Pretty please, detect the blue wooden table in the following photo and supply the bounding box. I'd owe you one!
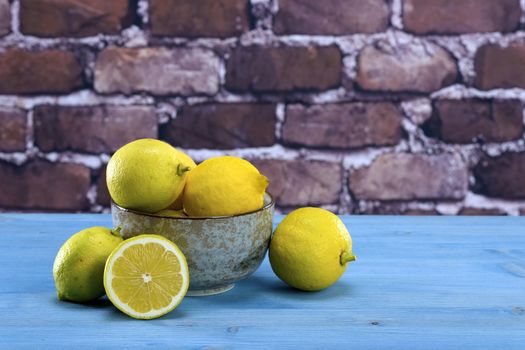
[1,215,524,349]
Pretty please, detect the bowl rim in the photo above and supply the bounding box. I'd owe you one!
[111,192,275,220]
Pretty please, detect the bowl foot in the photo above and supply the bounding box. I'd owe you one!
[187,284,235,297]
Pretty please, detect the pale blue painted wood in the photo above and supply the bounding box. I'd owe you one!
[0,215,524,349]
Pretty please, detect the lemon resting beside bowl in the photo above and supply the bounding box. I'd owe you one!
[269,207,356,292]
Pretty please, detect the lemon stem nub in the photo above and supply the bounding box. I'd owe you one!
[340,251,356,265]
[111,226,122,238]
[177,164,191,176]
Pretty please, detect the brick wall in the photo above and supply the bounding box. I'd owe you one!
[1,0,525,215]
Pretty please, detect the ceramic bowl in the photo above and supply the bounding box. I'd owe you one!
[111,193,275,296]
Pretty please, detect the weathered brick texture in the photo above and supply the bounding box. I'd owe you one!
[0,49,83,94]
[473,153,525,199]
[349,154,468,200]
[356,41,458,93]
[458,208,507,216]
[94,47,220,96]
[275,0,389,35]
[0,107,26,152]
[475,43,525,90]
[252,159,342,207]
[0,1,524,215]
[0,160,91,210]
[424,100,523,143]
[361,205,440,216]
[150,0,249,38]
[161,104,276,149]
[403,0,521,35]
[34,106,157,153]
[282,103,403,149]
[0,0,10,37]
[225,45,342,92]
[20,0,134,37]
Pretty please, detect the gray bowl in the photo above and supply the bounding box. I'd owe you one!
[111,193,275,296]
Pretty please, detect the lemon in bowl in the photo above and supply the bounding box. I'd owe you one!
[109,151,273,296]
[106,139,191,213]
[183,156,268,217]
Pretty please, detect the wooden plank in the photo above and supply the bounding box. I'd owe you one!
[0,215,524,349]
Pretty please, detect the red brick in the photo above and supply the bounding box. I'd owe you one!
[0,0,10,37]
[282,102,403,149]
[20,0,134,37]
[473,153,525,199]
[403,0,520,35]
[150,0,249,38]
[424,100,523,143]
[349,153,468,200]
[252,159,342,206]
[362,205,440,215]
[161,103,276,149]
[94,47,220,96]
[474,43,525,90]
[403,209,440,216]
[34,105,157,153]
[0,160,91,211]
[356,40,457,93]
[96,165,111,207]
[0,49,83,94]
[458,208,507,216]
[275,0,389,35]
[0,107,26,152]
[225,45,342,92]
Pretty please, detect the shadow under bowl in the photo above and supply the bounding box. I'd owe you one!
[111,193,275,296]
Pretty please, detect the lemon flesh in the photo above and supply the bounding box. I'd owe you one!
[169,148,197,210]
[183,156,268,217]
[107,139,191,213]
[53,226,123,302]
[269,207,356,291]
[104,235,189,320]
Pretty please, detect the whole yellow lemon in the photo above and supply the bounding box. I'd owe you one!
[183,156,268,216]
[269,207,356,291]
[107,139,191,213]
[53,226,123,302]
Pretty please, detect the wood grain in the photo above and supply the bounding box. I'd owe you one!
[0,215,524,349]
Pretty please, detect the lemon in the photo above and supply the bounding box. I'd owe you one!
[169,148,197,210]
[107,139,191,213]
[183,156,268,217]
[53,227,123,302]
[155,209,187,218]
[269,208,356,291]
[104,235,190,320]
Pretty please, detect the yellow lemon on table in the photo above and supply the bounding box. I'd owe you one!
[169,148,197,210]
[53,227,123,302]
[104,235,189,320]
[269,207,356,291]
[183,156,268,217]
[107,139,192,213]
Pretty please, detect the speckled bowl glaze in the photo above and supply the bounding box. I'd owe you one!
[111,193,274,296]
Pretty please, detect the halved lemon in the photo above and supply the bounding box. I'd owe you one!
[103,235,190,319]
